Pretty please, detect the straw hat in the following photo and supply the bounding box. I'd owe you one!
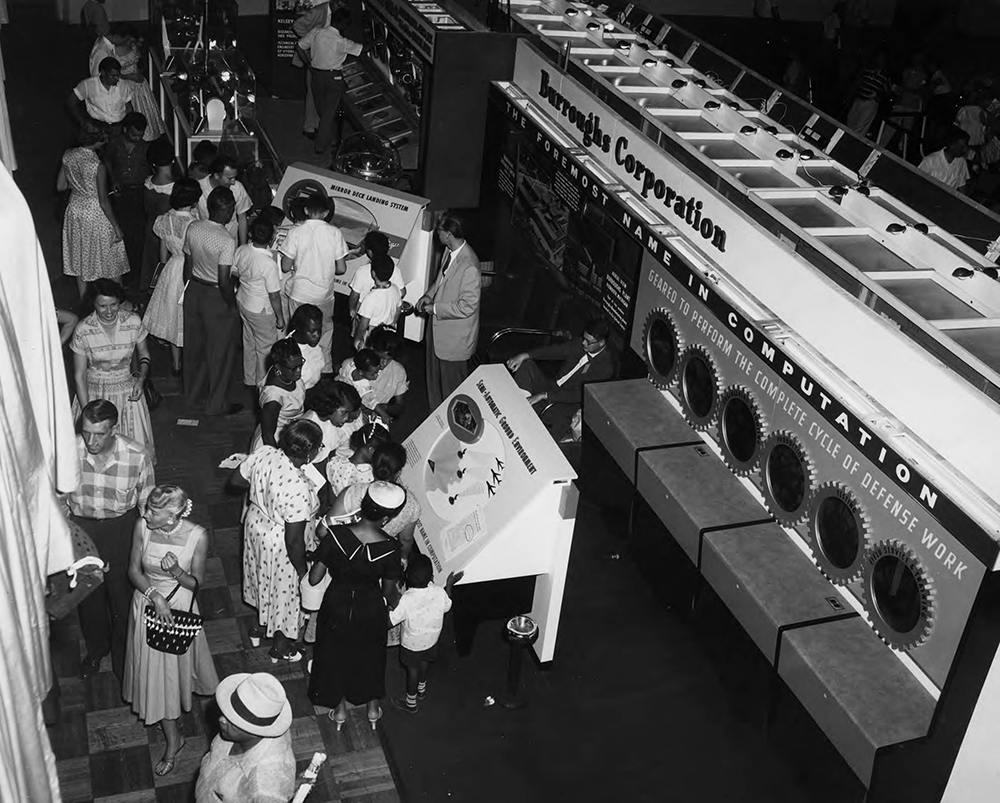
[216,673,292,738]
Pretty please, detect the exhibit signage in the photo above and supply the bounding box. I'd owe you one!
[493,83,999,566]
[401,365,576,577]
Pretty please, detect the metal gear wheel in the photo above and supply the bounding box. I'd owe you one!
[717,384,768,476]
[759,430,816,525]
[676,344,724,430]
[642,308,683,389]
[806,482,872,584]
[861,539,935,651]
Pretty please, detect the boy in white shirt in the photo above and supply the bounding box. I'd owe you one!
[279,195,348,372]
[919,127,971,193]
[348,231,406,321]
[353,254,402,350]
[234,218,285,386]
[389,555,462,714]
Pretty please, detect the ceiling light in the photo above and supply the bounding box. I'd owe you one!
[776,149,793,160]
[740,125,757,135]
[671,79,687,89]
[886,223,906,234]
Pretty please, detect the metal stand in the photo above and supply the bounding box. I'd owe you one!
[501,615,539,710]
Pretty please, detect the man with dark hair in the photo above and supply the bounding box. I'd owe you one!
[184,187,243,415]
[196,154,252,244]
[919,127,971,193]
[416,214,481,408]
[296,6,363,155]
[63,399,155,680]
[68,56,135,130]
[506,316,615,439]
[104,111,149,282]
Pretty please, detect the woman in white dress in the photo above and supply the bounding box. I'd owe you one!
[143,179,202,376]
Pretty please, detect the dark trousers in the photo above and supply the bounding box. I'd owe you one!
[113,186,146,285]
[313,69,346,152]
[514,358,577,440]
[73,509,139,681]
[425,323,469,410]
[183,281,241,415]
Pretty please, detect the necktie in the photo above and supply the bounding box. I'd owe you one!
[440,250,451,277]
[556,354,590,387]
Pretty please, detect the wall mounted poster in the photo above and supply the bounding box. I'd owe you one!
[401,365,576,578]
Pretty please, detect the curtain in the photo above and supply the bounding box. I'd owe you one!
[0,6,14,171]
[0,158,77,801]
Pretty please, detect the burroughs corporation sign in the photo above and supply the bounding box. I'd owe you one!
[537,70,728,254]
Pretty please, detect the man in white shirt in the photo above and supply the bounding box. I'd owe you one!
[68,57,134,129]
[919,127,971,193]
[296,7,363,155]
[197,155,253,245]
[279,195,348,372]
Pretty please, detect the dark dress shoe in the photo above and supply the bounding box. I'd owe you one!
[79,656,102,678]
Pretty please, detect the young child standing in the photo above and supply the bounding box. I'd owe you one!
[348,231,406,322]
[279,195,347,372]
[234,217,284,387]
[353,254,402,350]
[389,555,462,714]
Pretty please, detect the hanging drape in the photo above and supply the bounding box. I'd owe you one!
[0,157,77,801]
[0,2,14,171]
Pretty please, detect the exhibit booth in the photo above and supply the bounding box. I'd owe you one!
[477,13,1000,802]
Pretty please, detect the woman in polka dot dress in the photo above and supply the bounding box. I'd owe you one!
[231,419,323,662]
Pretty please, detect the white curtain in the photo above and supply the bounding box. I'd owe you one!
[0,158,77,802]
[0,2,15,171]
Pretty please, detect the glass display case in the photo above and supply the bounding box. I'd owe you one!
[162,47,256,131]
[150,0,240,56]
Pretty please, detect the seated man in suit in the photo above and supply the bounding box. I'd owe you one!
[506,316,615,439]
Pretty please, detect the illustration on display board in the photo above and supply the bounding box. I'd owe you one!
[401,365,575,578]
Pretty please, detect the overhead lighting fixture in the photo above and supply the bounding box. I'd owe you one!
[642,58,657,68]
[886,223,906,234]
[984,266,999,280]
[565,7,578,15]
[671,79,687,89]
[828,185,847,198]
[705,100,720,110]
[604,22,615,31]
[855,184,871,196]
[913,222,929,234]
[694,78,707,88]
[776,149,793,160]
[662,58,676,67]
[586,21,600,29]
[763,125,778,135]
[952,267,975,279]
[617,40,631,50]
[740,125,757,135]
[799,149,815,160]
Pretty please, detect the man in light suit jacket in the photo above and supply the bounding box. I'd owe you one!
[506,316,615,439]
[416,215,481,409]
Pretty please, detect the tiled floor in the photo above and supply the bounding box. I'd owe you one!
[46,371,400,803]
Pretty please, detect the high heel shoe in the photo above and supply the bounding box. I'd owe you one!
[368,705,382,730]
[329,709,348,731]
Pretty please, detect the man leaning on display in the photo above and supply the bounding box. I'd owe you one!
[63,399,155,681]
[506,316,615,440]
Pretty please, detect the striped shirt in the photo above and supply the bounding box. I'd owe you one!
[66,434,155,519]
[856,69,892,102]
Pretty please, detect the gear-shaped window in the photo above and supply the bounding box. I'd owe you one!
[870,553,923,635]
[647,316,677,382]
[682,352,716,419]
[766,442,806,513]
[721,394,758,464]
[816,494,861,571]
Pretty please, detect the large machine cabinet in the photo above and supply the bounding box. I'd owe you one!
[350,0,517,208]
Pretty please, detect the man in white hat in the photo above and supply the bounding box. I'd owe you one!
[195,673,296,803]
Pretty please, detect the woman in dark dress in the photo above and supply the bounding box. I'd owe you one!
[306,481,404,730]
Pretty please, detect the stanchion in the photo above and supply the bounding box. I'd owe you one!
[501,615,539,710]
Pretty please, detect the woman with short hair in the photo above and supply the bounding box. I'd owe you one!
[123,485,218,777]
[231,418,323,662]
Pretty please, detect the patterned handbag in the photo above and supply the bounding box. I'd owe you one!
[144,581,203,655]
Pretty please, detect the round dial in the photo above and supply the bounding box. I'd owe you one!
[862,539,935,651]
[807,482,871,584]
[677,345,723,430]
[759,431,815,525]
[642,308,683,389]
[717,385,768,476]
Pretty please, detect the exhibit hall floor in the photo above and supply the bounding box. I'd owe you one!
[8,5,861,801]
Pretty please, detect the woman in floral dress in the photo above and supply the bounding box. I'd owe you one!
[72,279,156,459]
[143,179,201,376]
[58,124,129,299]
[231,419,323,662]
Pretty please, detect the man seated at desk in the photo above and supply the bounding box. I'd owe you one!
[506,316,615,440]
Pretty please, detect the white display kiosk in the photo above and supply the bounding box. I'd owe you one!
[400,364,578,663]
[271,162,435,342]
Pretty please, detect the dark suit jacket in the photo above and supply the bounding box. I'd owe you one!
[528,339,615,404]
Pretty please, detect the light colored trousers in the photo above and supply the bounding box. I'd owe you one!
[239,304,282,387]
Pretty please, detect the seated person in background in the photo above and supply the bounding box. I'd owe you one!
[363,326,408,426]
[505,316,615,440]
[919,127,971,193]
[348,231,406,321]
[337,348,382,414]
[353,254,402,350]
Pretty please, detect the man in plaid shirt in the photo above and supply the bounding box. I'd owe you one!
[65,399,154,680]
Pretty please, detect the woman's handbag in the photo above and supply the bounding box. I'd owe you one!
[144,581,203,655]
[143,376,163,410]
